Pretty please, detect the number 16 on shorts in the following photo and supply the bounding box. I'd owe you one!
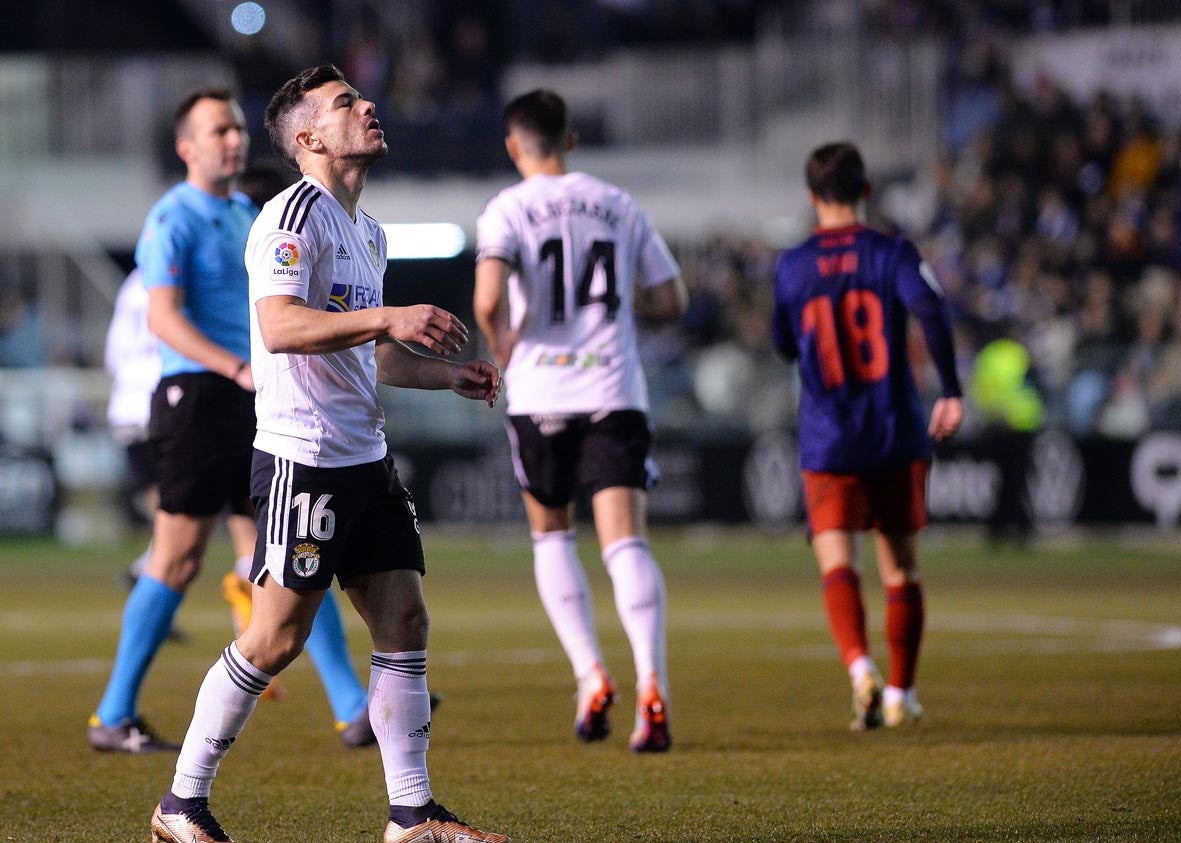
[251,451,426,589]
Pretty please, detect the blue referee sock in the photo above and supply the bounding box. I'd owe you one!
[95,574,184,726]
[304,589,367,724]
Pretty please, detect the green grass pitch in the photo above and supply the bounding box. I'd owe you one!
[3,527,1179,841]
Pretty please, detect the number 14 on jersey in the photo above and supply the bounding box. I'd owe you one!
[540,238,619,324]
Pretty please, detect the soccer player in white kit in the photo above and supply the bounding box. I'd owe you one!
[474,89,688,753]
[150,65,508,843]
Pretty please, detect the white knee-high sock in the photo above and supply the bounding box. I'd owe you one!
[533,530,604,680]
[602,536,667,692]
[370,651,432,807]
[171,641,272,799]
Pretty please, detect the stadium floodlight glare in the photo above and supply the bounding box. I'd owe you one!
[380,223,467,260]
[231,2,266,35]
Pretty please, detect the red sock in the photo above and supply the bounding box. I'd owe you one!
[885,581,924,689]
[822,567,868,667]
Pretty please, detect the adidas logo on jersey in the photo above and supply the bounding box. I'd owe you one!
[336,243,352,261]
[407,722,431,739]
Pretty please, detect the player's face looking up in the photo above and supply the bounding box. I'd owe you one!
[176,97,248,194]
[302,80,387,165]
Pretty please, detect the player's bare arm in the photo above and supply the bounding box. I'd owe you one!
[255,295,468,356]
[147,285,254,390]
[928,396,963,442]
[375,340,501,406]
[473,257,516,369]
[634,275,689,322]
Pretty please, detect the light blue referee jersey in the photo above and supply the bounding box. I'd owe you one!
[135,181,257,377]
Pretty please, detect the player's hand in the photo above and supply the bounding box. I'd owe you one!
[448,360,501,407]
[232,361,255,392]
[387,305,469,355]
[929,396,963,441]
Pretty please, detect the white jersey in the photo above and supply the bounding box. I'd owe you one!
[105,268,161,438]
[246,176,389,468]
[476,171,680,415]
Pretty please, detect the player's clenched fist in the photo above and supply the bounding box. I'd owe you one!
[387,305,470,355]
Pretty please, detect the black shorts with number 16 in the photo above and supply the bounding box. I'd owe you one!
[249,451,425,590]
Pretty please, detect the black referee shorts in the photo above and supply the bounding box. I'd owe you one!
[148,372,255,517]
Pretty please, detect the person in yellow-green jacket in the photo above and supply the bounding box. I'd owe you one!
[971,336,1045,542]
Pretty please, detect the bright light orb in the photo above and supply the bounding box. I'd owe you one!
[231,2,266,35]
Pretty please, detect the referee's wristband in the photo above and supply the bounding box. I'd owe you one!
[231,360,248,379]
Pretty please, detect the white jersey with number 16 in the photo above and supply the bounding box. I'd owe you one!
[477,171,680,415]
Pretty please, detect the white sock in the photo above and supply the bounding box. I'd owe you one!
[882,685,920,707]
[233,555,253,580]
[848,655,878,687]
[370,651,432,808]
[601,536,667,693]
[533,530,604,681]
[172,641,271,798]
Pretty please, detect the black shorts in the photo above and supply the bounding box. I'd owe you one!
[506,410,655,509]
[125,439,158,496]
[250,450,425,590]
[149,373,255,517]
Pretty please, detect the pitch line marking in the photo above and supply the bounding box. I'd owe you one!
[2,612,1178,677]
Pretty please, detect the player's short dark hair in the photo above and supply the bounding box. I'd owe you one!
[805,142,870,204]
[265,64,348,171]
[503,89,569,158]
[174,87,236,138]
[238,164,292,209]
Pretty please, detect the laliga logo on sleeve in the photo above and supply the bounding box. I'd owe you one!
[274,242,300,267]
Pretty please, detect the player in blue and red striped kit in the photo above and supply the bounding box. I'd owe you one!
[772,142,963,730]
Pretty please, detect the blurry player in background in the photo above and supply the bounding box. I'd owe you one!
[149,65,506,843]
[90,92,376,754]
[771,142,963,730]
[474,89,687,752]
[106,267,162,576]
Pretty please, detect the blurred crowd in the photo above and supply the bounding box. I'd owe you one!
[864,0,1115,37]
[230,0,776,176]
[922,68,1181,439]
[230,3,506,176]
[647,47,1181,440]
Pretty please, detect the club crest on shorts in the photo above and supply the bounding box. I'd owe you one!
[291,542,321,577]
